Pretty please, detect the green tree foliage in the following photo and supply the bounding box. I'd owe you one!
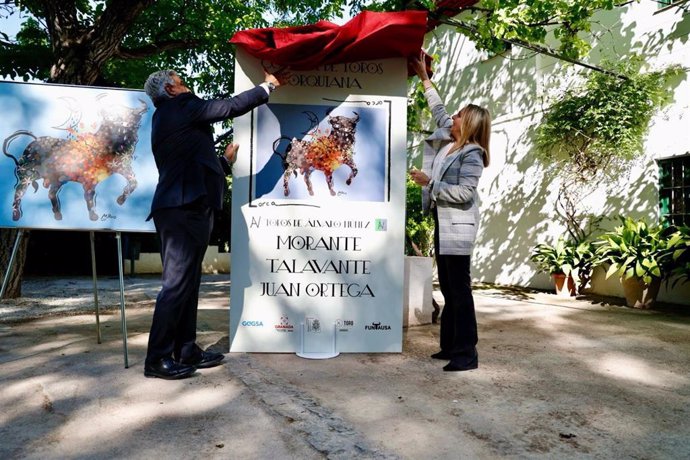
[536,57,682,183]
[460,0,623,60]
[402,1,647,137]
[0,0,362,93]
[371,0,633,64]
[534,57,682,244]
[1,1,644,90]
[1,1,644,94]
[406,78,432,136]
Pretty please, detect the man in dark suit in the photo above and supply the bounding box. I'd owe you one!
[142,69,282,379]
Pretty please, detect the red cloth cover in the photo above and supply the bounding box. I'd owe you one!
[230,10,428,71]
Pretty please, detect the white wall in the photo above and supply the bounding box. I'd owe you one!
[417,3,690,305]
[124,247,230,275]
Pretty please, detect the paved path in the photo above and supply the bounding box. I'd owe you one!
[1,275,689,459]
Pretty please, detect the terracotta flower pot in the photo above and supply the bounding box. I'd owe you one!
[552,273,576,297]
[621,276,661,309]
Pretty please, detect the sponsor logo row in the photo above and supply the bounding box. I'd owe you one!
[240,318,391,332]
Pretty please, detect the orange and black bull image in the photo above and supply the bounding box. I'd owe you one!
[274,112,360,197]
[2,99,148,221]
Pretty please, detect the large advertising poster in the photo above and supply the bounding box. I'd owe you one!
[230,49,408,352]
[0,81,156,232]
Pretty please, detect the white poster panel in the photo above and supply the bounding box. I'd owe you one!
[230,49,408,352]
[0,81,156,232]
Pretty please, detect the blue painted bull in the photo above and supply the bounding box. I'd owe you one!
[2,99,148,221]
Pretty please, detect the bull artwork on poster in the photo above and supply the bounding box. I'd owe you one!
[256,103,387,202]
[0,81,157,232]
[277,110,361,197]
[230,48,408,354]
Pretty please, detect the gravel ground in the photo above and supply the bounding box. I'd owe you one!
[1,275,689,459]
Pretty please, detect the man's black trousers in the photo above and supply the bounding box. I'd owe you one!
[146,203,214,365]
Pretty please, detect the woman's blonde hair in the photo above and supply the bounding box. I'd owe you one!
[456,104,491,167]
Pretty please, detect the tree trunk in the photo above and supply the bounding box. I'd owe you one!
[43,0,155,85]
[0,228,29,299]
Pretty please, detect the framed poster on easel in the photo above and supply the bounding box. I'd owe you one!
[0,80,158,367]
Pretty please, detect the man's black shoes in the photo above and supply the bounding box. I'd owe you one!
[144,357,196,380]
[179,350,225,369]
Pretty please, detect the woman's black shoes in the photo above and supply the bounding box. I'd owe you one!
[443,360,478,372]
[431,351,451,360]
[443,353,478,372]
[432,350,479,370]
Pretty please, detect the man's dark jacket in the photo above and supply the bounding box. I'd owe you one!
[148,86,268,218]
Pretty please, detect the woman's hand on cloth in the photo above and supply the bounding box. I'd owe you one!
[408,50,434,90]
[408,51,429,81]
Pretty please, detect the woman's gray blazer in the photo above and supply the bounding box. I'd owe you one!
[421,88,485,256]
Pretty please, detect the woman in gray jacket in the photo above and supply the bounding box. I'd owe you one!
[409,52,491,372]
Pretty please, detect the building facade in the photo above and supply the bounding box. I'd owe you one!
[416,2,690,305]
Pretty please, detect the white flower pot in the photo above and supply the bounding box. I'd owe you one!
[403,256,434,327]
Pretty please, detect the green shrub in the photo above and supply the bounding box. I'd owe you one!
[405,176,434,257]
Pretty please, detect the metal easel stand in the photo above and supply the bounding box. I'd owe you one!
[2,230,103,345]
[89,231,102,344]
[115,232,129,368]
[0,229,23,299]
[2,230,128,367]
[87,231,129,367]
[297,320,339,360]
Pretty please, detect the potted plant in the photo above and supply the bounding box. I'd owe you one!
[661,224,690,289]
[594,217,668,308]
[530,237,584,297]
[572,239,598,293]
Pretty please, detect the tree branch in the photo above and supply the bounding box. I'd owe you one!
[115,39,201,59]
[438,17,629,81]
